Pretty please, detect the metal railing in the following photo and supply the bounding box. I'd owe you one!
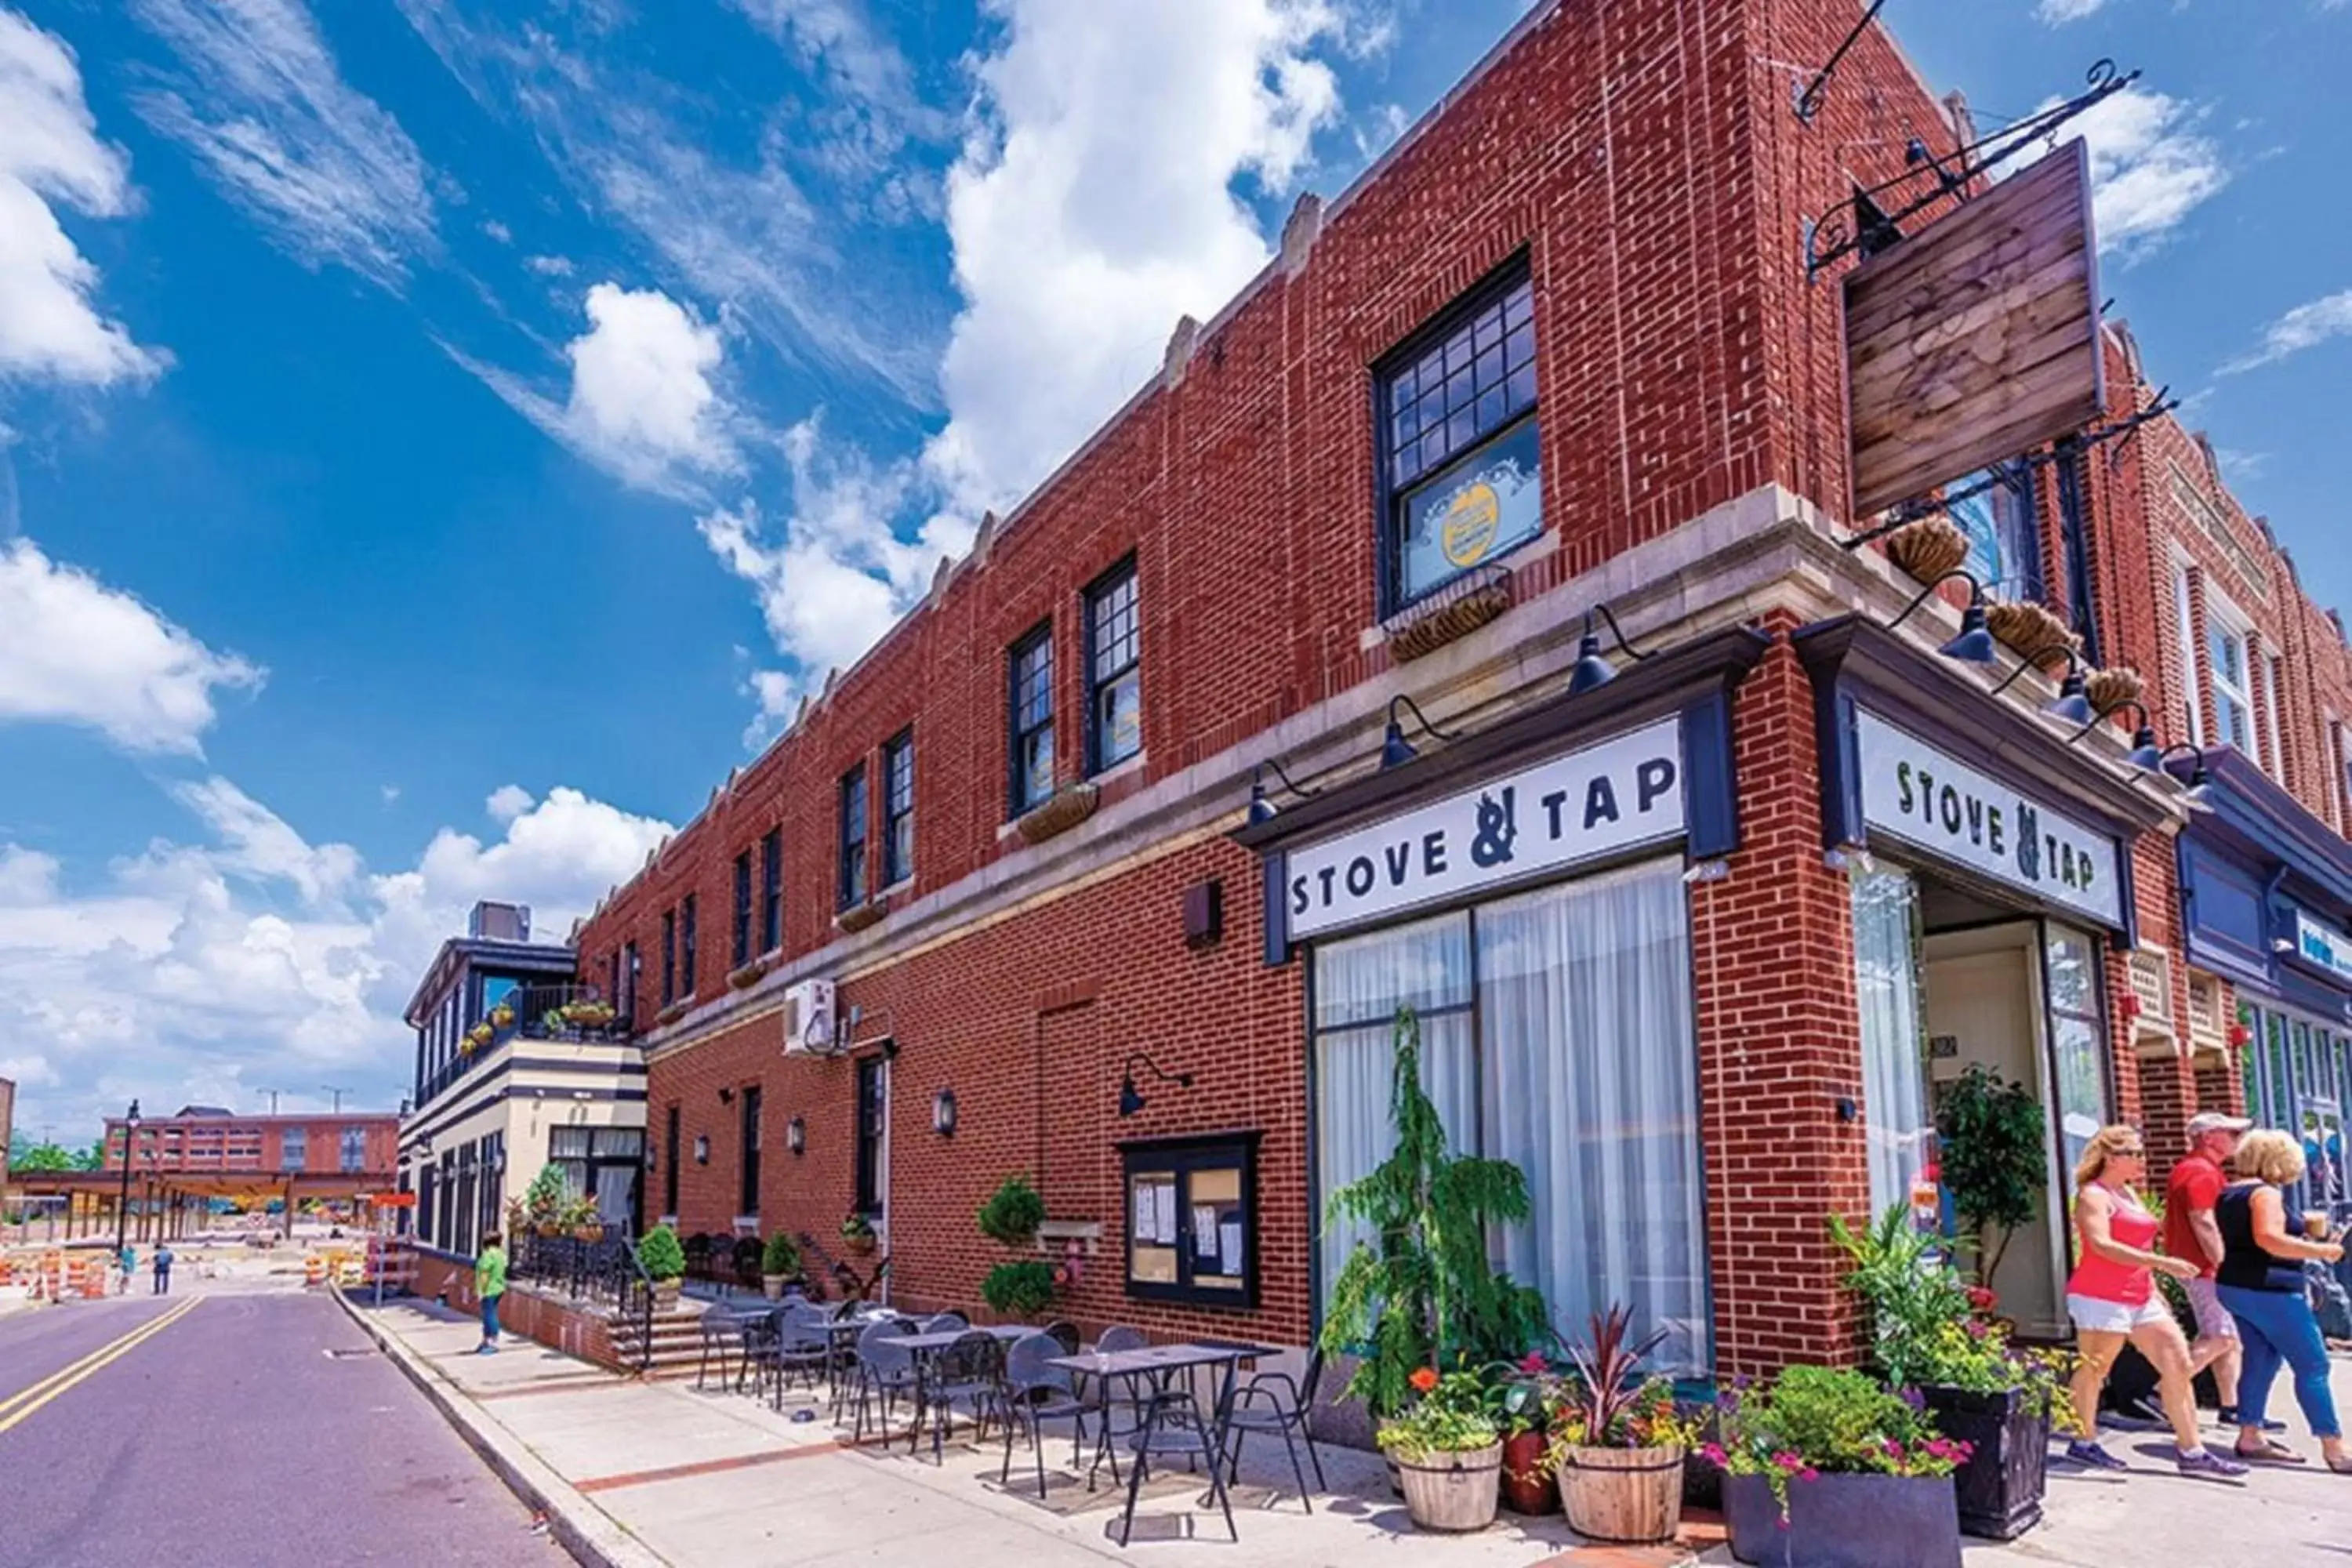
[509,1231,659,1371]
[414,982,638,1110]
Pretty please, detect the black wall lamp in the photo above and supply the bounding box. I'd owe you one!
[693,1134,710,1165]
[2067,699,2164,772]
[1381,693,1457,770]
[931,1088,958,1137]
[1988,642,2094,726]
[1247,758,1319,826]
[1117,1052,1193,1117]
[1883,569,1997,665]
[717,1085,735,1105]
[786,1116,805,1156]
[1566,603,1653,695]
[2154,740,2215,810]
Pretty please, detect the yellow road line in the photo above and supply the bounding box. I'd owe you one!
[0,1298,201,1433]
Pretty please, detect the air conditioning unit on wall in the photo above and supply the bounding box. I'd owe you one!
[782,978,839,1057]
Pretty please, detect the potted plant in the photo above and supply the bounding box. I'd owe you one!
[637,1224,685,1312]
[760,1231,800,1299]
[1708,1366,1969,1568]
[1380,1367,1504,1532]
[524,1164,568,1236]
[1494,1356,1555,1516]
[982,1260,1057,1319]
[468,1021,495,1050]
[489,1001,515,1029]
[839,1211,876,1256]
[1543,1307,1702,1544]
[1933,1063,2046,1294]
[564,1195,604,1243]
[503,1196,528,1235]
[977,1175,1046,1248]
[1831,1203,2069,1540]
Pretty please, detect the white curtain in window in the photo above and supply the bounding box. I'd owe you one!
[1312,913,1475,1312]
[1852,869,1928,1218]
[1477,862,1708,1374]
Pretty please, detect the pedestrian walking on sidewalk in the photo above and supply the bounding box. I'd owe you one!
[152,1243,174,1295]
[475,1231,507,1355]
[2164,1112,2256,1428]
[2061,1125,2247,1479]
[2216,1129,2350,1473]
[118,1243,135,1296]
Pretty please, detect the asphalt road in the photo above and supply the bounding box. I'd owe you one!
[0,1289,566,1567]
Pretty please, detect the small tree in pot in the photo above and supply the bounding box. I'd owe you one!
[1934,1063,2047,1294]
[637,1224,686,1312]
[1378,1368,1504,1532]
[760,1231,800,1299]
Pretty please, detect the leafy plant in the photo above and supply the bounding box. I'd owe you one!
[637,1224,685,1281]
[977,1175,1047,1247]
[1377,1367,1501,1457]
[982,1259,1057,1316]
[1319,1007,1552,1418]
[1829,1203,1973,1391]
[1538,1305,1703,1468]
[559,1194,601,1229]
[761,1231,800,1277]
[839,1211,875,1243]
[1934,1063,2047,1285]
[1704,1366,1970,1518]
[524,1163,569,1221]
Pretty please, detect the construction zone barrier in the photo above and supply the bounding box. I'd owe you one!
[303,1254,325,1287]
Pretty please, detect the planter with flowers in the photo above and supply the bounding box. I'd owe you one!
[1378,1367,1504,1533]
[1709,1365,1969,1568]
[1494,1356,1555,1516]
[1542,1306,1703,1544]
[838,1211,877,1257]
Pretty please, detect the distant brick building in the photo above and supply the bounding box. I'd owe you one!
[102,1106,398,1178]
[572,0,2352,1380]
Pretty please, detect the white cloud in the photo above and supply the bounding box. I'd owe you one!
[0,780,671,1136]
[379,783,401,805]
[2034,0,2108,22]
[2065,85,2229,260]
[0,537,263,755]
[2220,288,2352,374]
[0,9,164,387]
[924,0,1345,515]
[485,783,532,823]
[524,253,575,278]
[129,0,439,286]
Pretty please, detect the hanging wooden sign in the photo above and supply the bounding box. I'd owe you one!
[1845,140,2103,517]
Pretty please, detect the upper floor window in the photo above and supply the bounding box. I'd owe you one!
[281,1127,308,1171]
[2263,652,2286,784]
[1086,561,1142,773]
[1378,267,1539,611]
[1008,623,1055,816]
[882,729,915,887]
[681,893,697,995]
[622,941,640,1022]
[340,1127,366,1173]
[2173,564,2203,746]
[731,851,752,968]
[2207,605,2256,757]
[839,763,869,909]
[760,829,783,952]
[660,909,677,1006]
[1947,464,2042,602]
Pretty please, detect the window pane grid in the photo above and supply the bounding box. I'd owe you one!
[1387,278,1535,492]
[760,830,782,953]
[1010,627,1056,814]
[840,766,869,907]
[1087,565,1142,771]
[883,732,914,885]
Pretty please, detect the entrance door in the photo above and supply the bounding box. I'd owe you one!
[1926,926,2065,1337]
[855,1054,890,1247]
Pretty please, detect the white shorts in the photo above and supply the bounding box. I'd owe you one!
[2067,1293,2172,1334]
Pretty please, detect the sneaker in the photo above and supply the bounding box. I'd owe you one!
[2066,1439,2130,1471]
[477,1343,499,1356]
[2176,1448,2249,1478]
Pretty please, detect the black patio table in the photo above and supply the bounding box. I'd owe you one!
[876,1324,1035,1454]
[1045,1340,1278,1544]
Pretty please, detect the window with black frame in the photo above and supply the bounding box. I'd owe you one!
[855,1056,887,1218]
[662,1103,681,1218]
[681,893,697,996]
[1120,1134,1258,1308]
[839,764,869,909]
[739,1086,763,1218]
[1945,462,2042,604]
[622,942,639,1022]
[660,908,677,1006]
[731,851,753,967]
[882,729,915,887]
[1378,265,1539,612]
[760,829,783,952]
[1008,622,1054,815]
[1085,561,1141,773]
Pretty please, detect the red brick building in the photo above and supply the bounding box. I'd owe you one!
[103,1106,400,1179]
[574,0,2352,1384]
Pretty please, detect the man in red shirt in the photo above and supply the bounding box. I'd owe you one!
[2164,1111,2252,1427]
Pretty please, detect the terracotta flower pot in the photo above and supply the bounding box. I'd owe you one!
[1498,1428,1558,1515]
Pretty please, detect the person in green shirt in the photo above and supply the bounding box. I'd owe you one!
[475,1232,507,1354]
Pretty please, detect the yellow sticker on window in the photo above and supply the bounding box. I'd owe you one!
[1439,481,1501,567]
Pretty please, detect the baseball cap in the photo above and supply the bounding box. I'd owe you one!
[2185,1112,2253,1138]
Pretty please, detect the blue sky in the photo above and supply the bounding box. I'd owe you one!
[0,0,2346,1140]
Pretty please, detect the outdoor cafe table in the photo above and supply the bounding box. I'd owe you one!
[875,1324,1036,1453]
[1044,1339,1279,1537]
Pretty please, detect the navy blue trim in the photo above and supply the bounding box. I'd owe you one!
[1679,688,1740,860]
[1261,850,1290,968]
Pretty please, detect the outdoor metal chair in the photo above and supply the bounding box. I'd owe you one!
[1039,1319,1081,1356]
[694,1301,754,1391]
[1077,1326,1152,1483]
[1117,1389,1237,1547]
[996,1330,1098,1498]
[920,1311,968,1333]
[764,1301,833,1407]
[1222,1346,1327,1511]
[849,1316,920,1443]
[913,1329,1004,1465]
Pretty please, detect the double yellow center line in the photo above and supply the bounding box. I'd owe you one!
[0,1296,201,1436]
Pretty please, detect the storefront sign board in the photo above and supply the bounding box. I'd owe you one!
[2295,910,2352,986]
[1857,710,2122,927]
[1284,717,1684,940]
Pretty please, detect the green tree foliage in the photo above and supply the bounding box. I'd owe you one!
[637,1224,686,1281]
[977,1175,1047,1247]
[761,1231,800,1277]
[1934,1062,2048,1283]
[1318,1007,1552,1418]
[11,1140,77,1172]
[982,1260,1057,1317]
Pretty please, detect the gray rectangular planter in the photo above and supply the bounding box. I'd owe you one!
[1920,1385,2048,1540]
[1724,1472,1962,1568]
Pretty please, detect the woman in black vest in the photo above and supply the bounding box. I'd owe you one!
[2216,1129,2347,1471]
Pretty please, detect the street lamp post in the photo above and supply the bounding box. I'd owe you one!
[114,1098,141,1269]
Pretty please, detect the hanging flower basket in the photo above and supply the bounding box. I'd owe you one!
[728,957,769,990]
[468,1022,495,1048]
[1015,782,1100,845]
[1385,571,1513,662]
[561,1000,617,1027]
[1885,516,1969,585]
[489,1004,515,1029]
[2084,666,2142,714]
[833,900,886,935]
[1983,601,2075,664]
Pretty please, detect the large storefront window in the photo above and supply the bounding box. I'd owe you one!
[2042,926,2112,1187]
[2241,1002,2351,1214]
[1311,859,1708,1371]
[1853,869,1928,1218]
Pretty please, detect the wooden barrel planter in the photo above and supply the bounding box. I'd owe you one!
[1558,1444,1686,1544]
[1392,1443,1504,1532]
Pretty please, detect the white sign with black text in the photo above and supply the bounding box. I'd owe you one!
[2294,910,2352,985]
[1284,717,1685,940]
[1857,710,2122,927]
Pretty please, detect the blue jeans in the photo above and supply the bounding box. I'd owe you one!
[2218,1283,2341,1439]
[481,1292,502,1342]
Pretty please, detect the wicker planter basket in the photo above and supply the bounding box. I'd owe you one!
[656,1002,687,1026]
[1886,517,1969,584]
[1392,1443,1504,1533]
[833,901,886,935]
[2085,666,2143,714]
[1558,1444,1686,1544]
[1015,782,1100,844]
[1386,577,1512,662]
[1984,600,2076,663]
[728,958,768,990]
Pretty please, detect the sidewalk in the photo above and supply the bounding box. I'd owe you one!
[339,1293,2351,1568]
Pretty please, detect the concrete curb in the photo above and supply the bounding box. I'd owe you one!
[330,1287,668,1568]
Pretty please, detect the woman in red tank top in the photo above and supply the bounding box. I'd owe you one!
[2061,1126,2245,1477]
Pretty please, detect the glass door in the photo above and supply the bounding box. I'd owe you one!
[2040,925,2112,1192]
[1852,868,1929,1218]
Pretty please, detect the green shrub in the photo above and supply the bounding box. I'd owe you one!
[524,1163,568,1219]
[761,1231,800,1277]
[977,1175,1047,1247]
[981,1260,1056,1317]
[637,1224,685,1281]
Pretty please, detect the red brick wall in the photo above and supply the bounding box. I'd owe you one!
[408,1247,619,1368]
